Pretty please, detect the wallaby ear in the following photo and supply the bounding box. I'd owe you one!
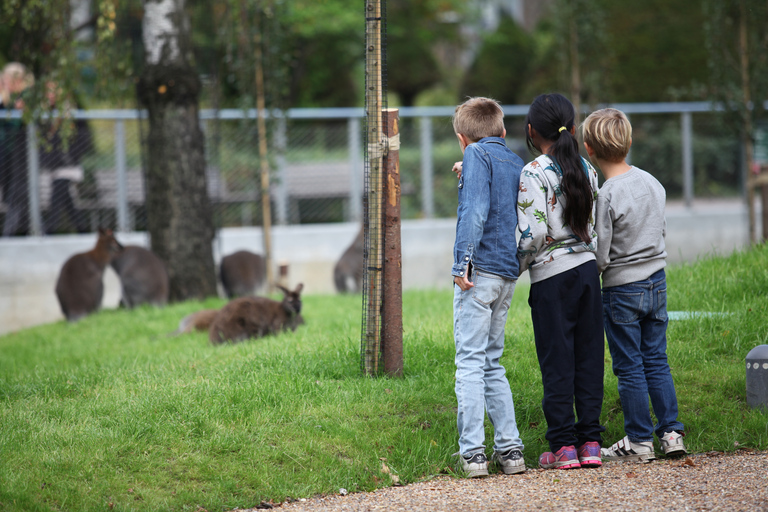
[277,285,289,295]
[294,283,304,294]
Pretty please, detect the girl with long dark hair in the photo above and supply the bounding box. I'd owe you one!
[517,93,605,470]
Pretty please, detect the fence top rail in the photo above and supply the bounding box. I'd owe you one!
[1,100,764,121]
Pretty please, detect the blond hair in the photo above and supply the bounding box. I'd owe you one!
[1,62,34,106]
[453,97,505,142]
[581,108,632,162]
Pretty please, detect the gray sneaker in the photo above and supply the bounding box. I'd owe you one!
[459,452,489,478]
[493,448,526,474]
[660,431,688,456]
[601,436,656,463]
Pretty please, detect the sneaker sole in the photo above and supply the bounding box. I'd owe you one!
[540,460,581,470]
[603,453,656,463]
[663,448,688,457]
[465,468,489,478]
[579,457,602,468]
[498,464,527,475]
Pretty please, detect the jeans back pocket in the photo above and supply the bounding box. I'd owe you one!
[607,291,644,324]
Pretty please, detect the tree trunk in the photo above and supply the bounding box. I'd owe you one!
[137,0,217,301]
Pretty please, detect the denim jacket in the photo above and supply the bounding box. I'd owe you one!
[452,137,524,281]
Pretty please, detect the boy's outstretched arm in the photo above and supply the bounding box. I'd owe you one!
[452,161,463,180]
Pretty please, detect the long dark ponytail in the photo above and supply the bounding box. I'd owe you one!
[525,93,593,243]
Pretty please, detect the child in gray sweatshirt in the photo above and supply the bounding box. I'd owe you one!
[582,108,687,463]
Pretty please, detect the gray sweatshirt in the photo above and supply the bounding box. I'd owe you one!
[595,166,667,288]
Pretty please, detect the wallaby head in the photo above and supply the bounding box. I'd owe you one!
[92,227,123,266]
[277,283,303,315]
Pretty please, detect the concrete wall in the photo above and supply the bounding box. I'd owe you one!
[0,200,759,335]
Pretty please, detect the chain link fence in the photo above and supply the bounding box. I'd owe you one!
[0,103,748,237]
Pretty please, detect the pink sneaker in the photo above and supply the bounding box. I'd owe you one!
[577,441,602,468]
[539,445,581,469]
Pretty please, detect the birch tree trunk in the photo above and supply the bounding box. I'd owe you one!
[136,0,217,300]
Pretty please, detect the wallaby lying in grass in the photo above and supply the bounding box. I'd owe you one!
[334,227,364,293]
[209,283,304,344]
[55,228,123,321]
[219,250,266,298]
[110,245,169,308]
[169,308,220,336]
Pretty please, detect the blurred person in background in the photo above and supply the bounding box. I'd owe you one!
[0,62,34,237]
[40,81,93,234]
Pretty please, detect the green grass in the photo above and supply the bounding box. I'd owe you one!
[2,246,768,511]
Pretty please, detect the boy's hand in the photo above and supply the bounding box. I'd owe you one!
[452,161,463,180]
[453,274,473,291]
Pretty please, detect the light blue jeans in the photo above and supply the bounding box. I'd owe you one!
[454,269,524,456]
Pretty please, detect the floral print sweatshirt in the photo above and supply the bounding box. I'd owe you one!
[517,154,599,284]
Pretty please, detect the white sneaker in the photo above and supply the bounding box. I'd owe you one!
[601,436,656,463]
[660,431,688,456]
[492,448,526,474]
[459,452,489,478]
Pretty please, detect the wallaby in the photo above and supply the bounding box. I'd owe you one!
[55,227,123,321]
[333,226,364,293]
[209,283,304,344]
[110,245,169,308]
[219,250,267,298]
[168,308,220,336]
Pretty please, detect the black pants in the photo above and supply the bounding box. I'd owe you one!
[45,179,87,234]
[529,260,605,452]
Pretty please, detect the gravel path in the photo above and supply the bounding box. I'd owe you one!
[256,450,768,511]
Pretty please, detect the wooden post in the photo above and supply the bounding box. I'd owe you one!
[738,0,759,244]
[382,108,402,377]
[255,23,274,291]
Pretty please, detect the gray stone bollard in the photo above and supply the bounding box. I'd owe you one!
[746,344,768,410]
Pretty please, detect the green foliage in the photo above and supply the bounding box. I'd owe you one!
[458,15,533,105]
[2,247,768,510]
[703,0,768,140]
[600,0,710,102]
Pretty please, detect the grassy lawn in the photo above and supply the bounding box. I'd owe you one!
[1,245,767,511]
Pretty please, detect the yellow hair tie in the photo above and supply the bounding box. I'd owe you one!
[558,126,567,133]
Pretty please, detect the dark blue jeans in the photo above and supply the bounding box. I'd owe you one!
[529,261,605,452]
[602,269,684,442]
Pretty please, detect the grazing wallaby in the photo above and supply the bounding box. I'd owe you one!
[333,227,364,293]
[209,283,304,344]
[168,308,220,336]
[220,250,267,298]
[110,245,169,308]
[55,227,123,321]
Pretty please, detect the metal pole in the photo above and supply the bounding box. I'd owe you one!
[625,114,632,165]
[420,116,434,219]
[26,124,42,236]
[115,120,129,232]
[275,114,288,225]
[349,117,362,222]
[681,112,694,208]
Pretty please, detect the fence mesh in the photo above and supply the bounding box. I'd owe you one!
[0,108,747,238]
[360,0,388,376]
